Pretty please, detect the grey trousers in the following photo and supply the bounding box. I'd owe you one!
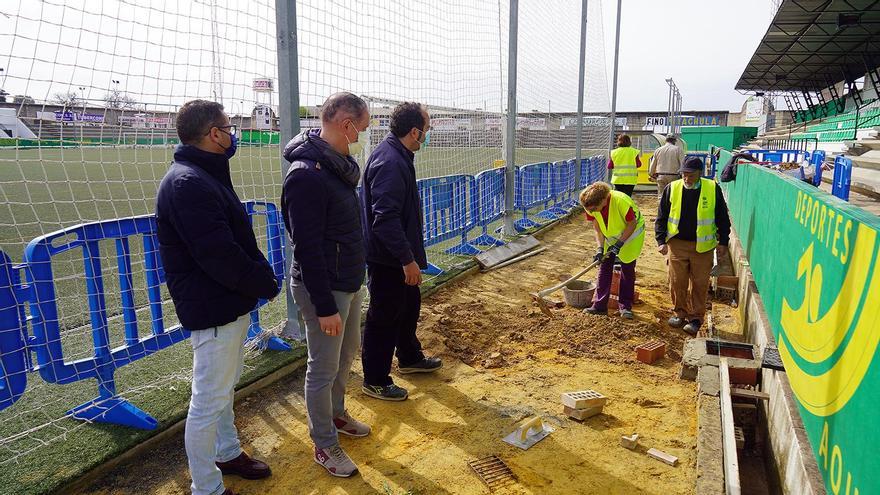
[292,284,364,449]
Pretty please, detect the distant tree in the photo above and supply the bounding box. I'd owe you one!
[12,95,35,105]
[104,90,138,110]
[51,91,83,107]
[299,106,310,118]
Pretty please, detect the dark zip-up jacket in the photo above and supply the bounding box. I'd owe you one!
[156,144,279,331]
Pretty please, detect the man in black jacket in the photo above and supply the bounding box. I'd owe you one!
[360,102,442,402]
[281,92,370,478]
[156,100,279,495]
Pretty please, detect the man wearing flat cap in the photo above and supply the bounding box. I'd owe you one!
[654,156,731,335]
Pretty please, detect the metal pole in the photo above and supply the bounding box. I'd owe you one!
[607,0,622,182]
[275,0,302,339]
[666,80,672,135]
[502,0,519,235]
[574,0,588,188]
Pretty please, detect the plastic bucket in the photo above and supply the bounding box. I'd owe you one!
[562,280,596,308]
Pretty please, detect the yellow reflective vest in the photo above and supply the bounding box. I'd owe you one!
[666,178,718,253]
[610,146,641,185]
[586,190,645,263]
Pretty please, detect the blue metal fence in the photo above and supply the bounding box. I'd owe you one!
[0,201,289,430]
[469,168,506,248]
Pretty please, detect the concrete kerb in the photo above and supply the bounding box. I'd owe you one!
[728,229,826,495]
[60,203,583,494]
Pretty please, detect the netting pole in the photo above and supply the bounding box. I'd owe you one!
[276,0,303,339]
[606,0,622,182]
[574,0,589,187]
[502,0,519,236]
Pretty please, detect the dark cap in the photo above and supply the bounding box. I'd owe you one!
[679,156,704,173]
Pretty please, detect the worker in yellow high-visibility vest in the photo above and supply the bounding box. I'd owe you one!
[578,182,645,319]
[654,157,731,335]
[607,134,642,197]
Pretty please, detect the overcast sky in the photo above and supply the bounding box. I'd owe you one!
[599,0,776,112]
[0,0,776,114]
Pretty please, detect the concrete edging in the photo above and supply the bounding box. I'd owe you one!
[728,228,827,495]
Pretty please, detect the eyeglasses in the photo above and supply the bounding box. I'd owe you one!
[207,124,237,136]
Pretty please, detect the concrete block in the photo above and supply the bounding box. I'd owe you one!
[636,340,666,364]
[647,448,679,466]
[620,433,639,450]
[696,395,725,495]
[563,405,602,421]
[561,390,607,409]
[697,365,720,397]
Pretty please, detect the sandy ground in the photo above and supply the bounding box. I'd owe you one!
[80,194,740,495]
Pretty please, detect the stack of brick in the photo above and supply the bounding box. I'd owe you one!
[561,390,607,420]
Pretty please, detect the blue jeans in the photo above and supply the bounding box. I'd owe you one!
[185,314,249,495]
[292,284,363,449]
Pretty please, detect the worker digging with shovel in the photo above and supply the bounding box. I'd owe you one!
[579,182,645,319]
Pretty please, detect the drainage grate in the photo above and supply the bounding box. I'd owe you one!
[468,455,516,490]
[762,346,785,371]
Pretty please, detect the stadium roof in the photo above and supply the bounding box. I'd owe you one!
[736,0,880,92]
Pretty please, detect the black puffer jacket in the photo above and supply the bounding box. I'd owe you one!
[281,129,365,317]
[156,144,280,331]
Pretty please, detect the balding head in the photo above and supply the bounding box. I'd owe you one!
[320,92,368,124]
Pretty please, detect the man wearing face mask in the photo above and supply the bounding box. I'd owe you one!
[156,100,280,495]
[360,102,442,402]
[281,92,370,478]
[655,156,731,335]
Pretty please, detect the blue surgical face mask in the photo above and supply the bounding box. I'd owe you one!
[418,128,431,149]
[224,132,238,159]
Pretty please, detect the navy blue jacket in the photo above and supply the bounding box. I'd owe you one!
[281,129,366,317]
[360,133,427,269]
[156,144,280,331]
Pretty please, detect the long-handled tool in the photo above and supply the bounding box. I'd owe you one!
[531,257,603,316]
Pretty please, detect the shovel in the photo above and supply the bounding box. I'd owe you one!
[531,257,604,316]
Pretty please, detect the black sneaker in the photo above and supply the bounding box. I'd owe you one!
[668,316,686,328]
[362,383,408,401]
[683,319,702,335]
[398,357,443,374]
[583,306,607,315]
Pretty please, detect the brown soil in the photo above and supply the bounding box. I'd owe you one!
[78,194,740,495]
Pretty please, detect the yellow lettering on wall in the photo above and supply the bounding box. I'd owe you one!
[818,204,827,242]
[832,215,843,257]
[831,445,843,494]
[802,196,812,225]
[820,421,829,469]
[825,209,836,249]
[811,201,821,234]
[842,220,853,264]
[795,190,803,218]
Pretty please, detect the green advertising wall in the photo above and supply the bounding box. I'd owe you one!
[681,126,757,152]
[722,163,880,495]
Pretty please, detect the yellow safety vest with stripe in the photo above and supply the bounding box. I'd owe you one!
[610,146,641,185]
[586,190,645,263]
[666,178,718,253]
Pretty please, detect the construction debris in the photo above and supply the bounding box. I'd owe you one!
[620,433,639,450]
[561,390,607,409]
[647,448,679,466]
[635,340,666,364]
[563,405,602,421]
[476,235,540,269]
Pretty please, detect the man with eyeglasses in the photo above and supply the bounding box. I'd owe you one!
[156,100,280,495]
[281,92,371,478]
[360,102,442,402]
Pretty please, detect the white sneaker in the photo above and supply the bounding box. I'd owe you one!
[334,411,371,437]
[314,444,359,478]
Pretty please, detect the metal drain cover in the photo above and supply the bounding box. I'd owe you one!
[468,455,517,490]
[762,346,785,371]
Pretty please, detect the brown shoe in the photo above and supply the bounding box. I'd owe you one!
[221,490,237,495]
[216,451,272,480]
